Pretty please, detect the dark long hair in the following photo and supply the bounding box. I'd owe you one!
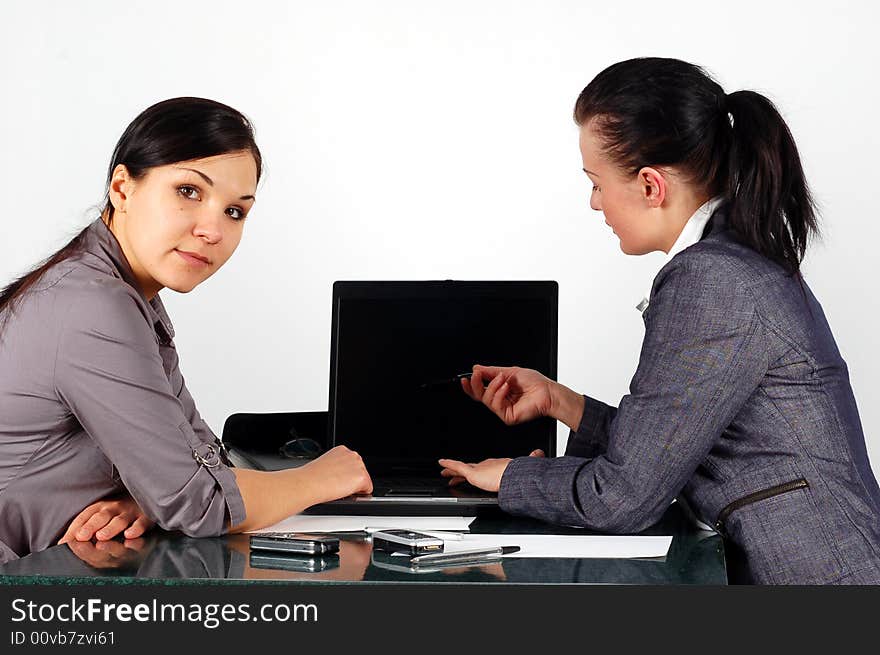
[573,57,818,275]
[0,97,262,324]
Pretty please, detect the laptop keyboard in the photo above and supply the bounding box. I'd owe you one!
[371,476,496,498]
[373,477,449,494]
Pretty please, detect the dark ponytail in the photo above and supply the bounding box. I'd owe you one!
[724,90,817,274]
[0,97,262,327]
[573,57,818,275]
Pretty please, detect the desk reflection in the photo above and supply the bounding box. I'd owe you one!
[0,504,725,585]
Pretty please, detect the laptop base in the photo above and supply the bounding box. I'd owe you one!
[303,498,503,517]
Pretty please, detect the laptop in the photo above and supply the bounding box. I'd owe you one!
[305,280,558,516]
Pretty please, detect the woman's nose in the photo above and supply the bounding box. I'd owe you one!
[193,213,223,244]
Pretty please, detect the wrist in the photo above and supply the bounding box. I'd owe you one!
[286,463,325,508]
[549,382,585,431]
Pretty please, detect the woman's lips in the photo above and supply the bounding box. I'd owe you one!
[175,249,211,266]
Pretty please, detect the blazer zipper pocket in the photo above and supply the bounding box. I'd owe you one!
[714,478,809,535]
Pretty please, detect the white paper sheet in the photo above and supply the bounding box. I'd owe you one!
[389,534,673,559]
[247,515,475,534]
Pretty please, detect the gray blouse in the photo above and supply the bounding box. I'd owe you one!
[0,218,246,562]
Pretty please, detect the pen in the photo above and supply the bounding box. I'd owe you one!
[409,545,520,565]
[418,372,471,389]
[419,372,497,390]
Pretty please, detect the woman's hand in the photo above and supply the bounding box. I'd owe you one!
[463,365,585,431]
[230,445,373,534]
[58,494,155,545]
[439,449,545,492]
[463,365,553,426]
[299,445,373,504]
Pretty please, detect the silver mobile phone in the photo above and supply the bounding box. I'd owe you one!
[249,532,340,555]
[371,529,444,556]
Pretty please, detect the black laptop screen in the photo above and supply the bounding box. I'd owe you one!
[328,282,557,472]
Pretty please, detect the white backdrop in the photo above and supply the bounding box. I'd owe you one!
[2,1,878,471]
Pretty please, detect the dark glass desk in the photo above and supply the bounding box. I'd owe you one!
[0,503,726,585]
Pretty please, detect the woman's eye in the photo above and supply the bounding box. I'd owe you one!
[177,185,200,200]
[226,207,245,220]
[592,185,601,192]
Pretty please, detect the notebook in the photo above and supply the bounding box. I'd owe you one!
[306,280,558,516]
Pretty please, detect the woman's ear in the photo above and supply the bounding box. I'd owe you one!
[638,166,666,208]
[108,164,134,214]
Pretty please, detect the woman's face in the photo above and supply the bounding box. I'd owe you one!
[108,151,258,299]
[578,121,668,255]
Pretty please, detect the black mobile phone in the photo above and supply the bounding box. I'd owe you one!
[249,532,340,555]
[371,529,444,556]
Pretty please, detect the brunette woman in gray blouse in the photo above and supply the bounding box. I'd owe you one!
[440,58,880,584]
[0,98,372,562]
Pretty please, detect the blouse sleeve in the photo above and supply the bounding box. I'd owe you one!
[53,280,246,536]
[499,253,767,532]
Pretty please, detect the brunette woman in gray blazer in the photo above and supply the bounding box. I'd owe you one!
[440,58,880,584]
[0,98,372,562]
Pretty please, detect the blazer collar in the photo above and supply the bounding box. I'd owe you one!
[636,197,725,314]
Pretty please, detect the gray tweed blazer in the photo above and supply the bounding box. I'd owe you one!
[499,211,880,584]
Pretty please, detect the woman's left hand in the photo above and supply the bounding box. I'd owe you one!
[58,494,155,545]
[439,449,545,492]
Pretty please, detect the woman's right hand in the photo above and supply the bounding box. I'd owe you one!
[230,445,373,533]
[300,445,373,504]
[463,365,555,426]
[463,365,585,431]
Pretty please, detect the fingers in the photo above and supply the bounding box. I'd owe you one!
[481,372,504,406]
[346,447,372,494]
[58,500,105,545]
[460,376,477,400]
[348,449,372,494]
[123,516,153,540]
[490,378,513,420]
[312,445,374,498]
[468,365,516,403]
[95,515,130,541]
[58,518,88,546]
[440,469,467,486]
[438,458,467,470]
[74,510,114,542]
[61,502,151,545]
[470,365,503,398]
[482,373,509,418]
[437,459,472,479]
[359,472,374,495]
[474,365,504,379]
[469,368,485,400]
[529,449,546,457]
[59,497,146,545]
